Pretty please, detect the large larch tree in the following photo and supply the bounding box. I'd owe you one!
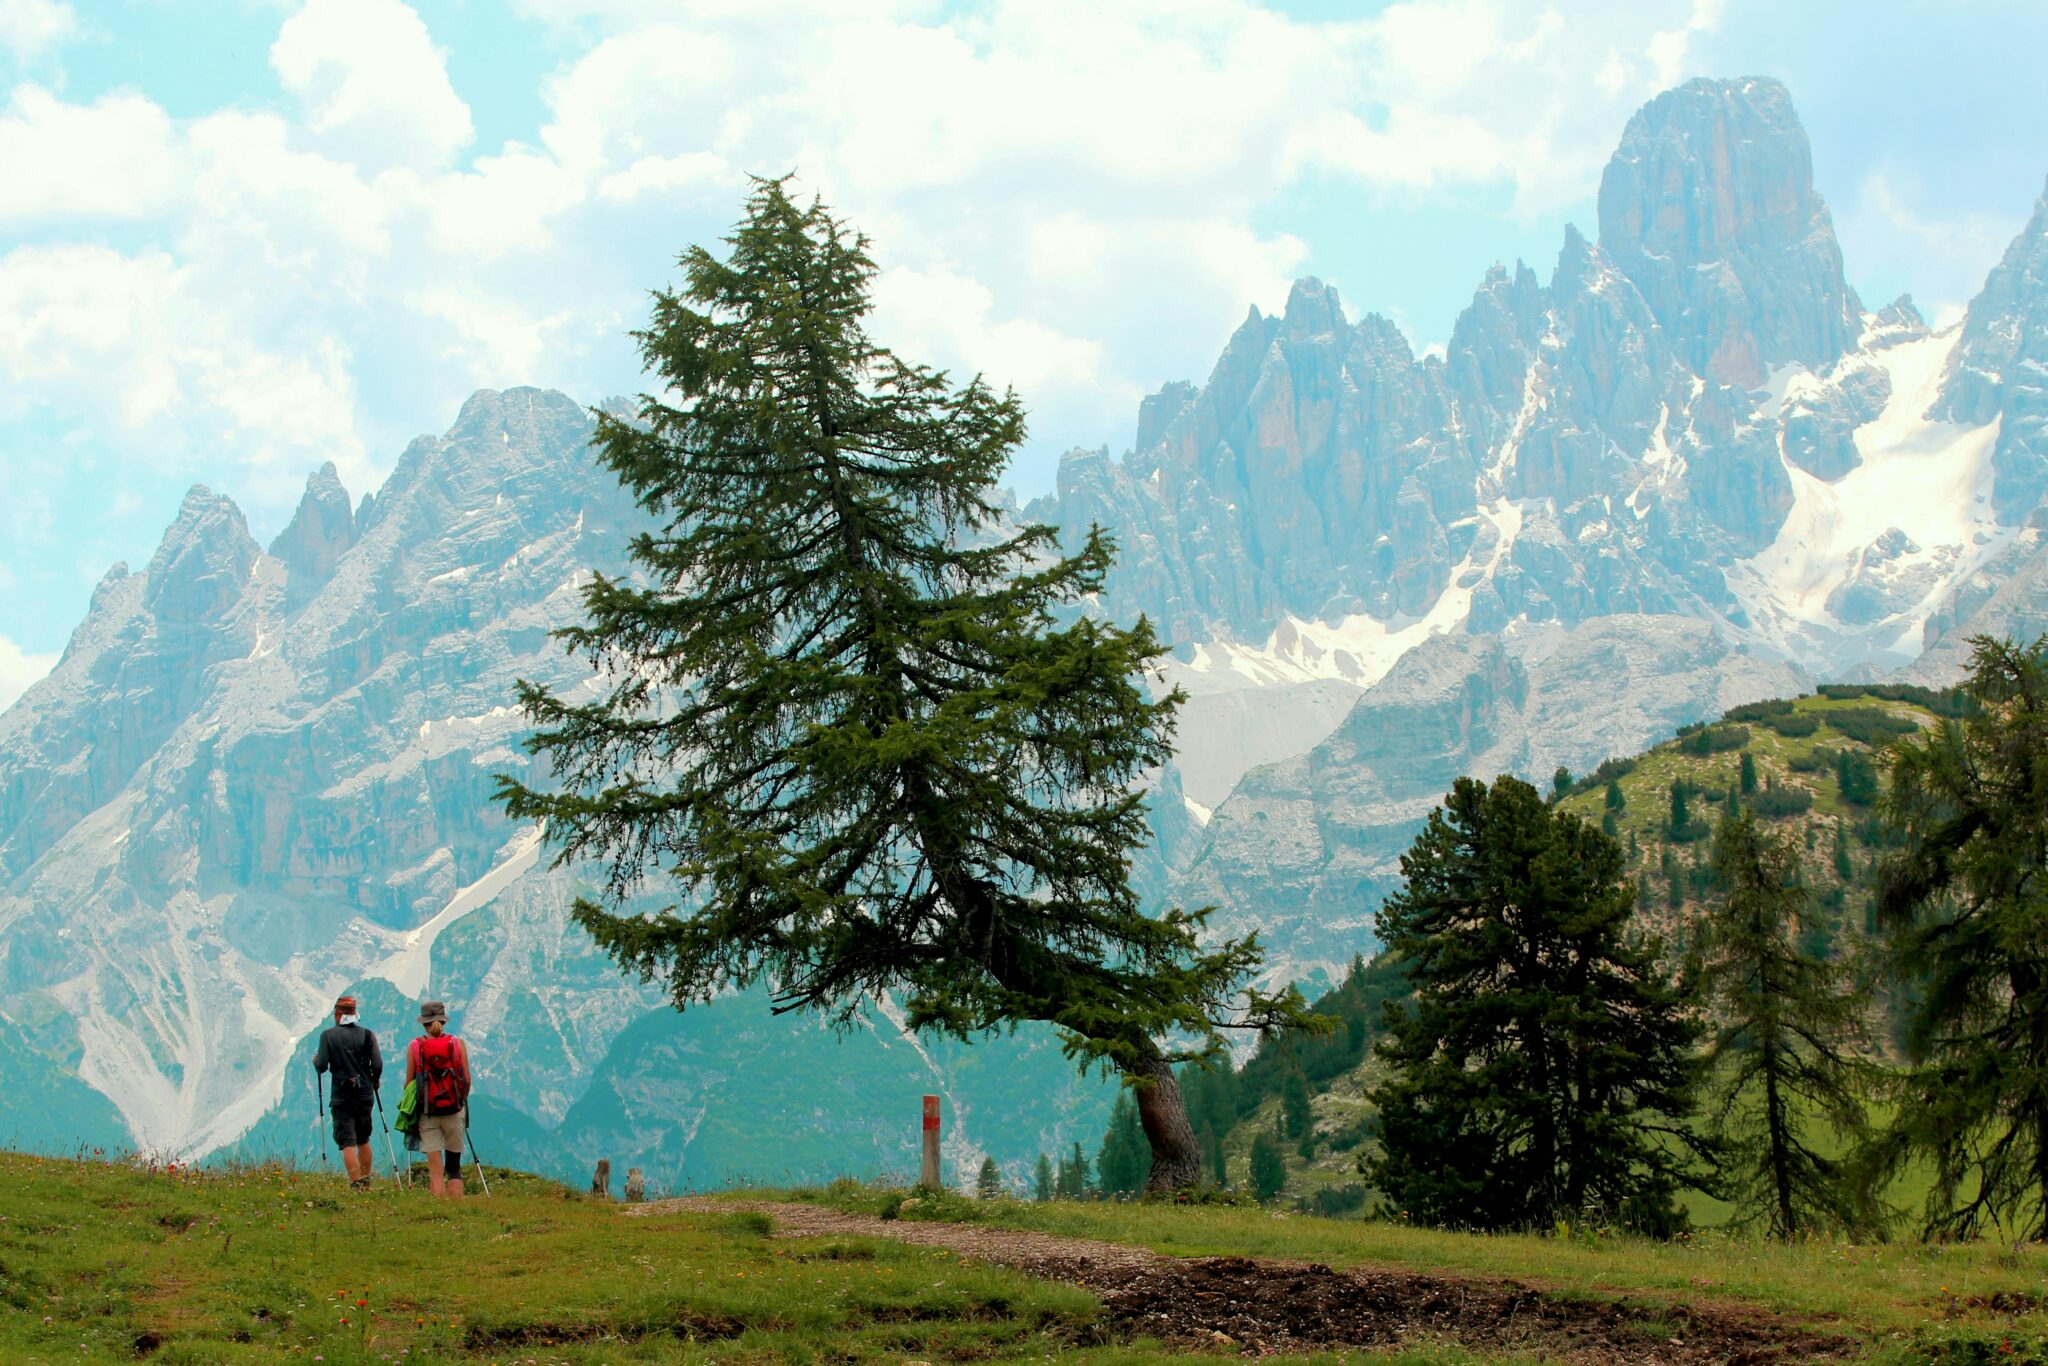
[498,180,1299,1190]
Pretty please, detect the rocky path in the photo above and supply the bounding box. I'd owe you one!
[633,1198,1853,1363]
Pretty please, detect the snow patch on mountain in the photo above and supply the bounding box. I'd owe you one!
[1180,499,1521,691]
[1734,325,2012,672]
[375,825,544,998]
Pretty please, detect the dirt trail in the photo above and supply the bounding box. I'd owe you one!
[633,1197,1853,1364]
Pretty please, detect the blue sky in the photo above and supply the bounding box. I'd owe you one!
[0,0,2044,706]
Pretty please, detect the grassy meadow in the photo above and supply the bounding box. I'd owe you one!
[6,1145,2048,1363]
[0,1148,1553,1365]
[792,1181,2048,1363]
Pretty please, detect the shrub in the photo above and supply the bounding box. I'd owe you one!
[1824,708,1920,745]
[1562,756,1637,799]
[1723,698,1796,723]
[1762,711,1820,737]
[1751,780,1814,818]
[1816,682,1970,717]
[1301,1183,1369,1217]
[1788,747,1837,774]
[1681,724,1751,755]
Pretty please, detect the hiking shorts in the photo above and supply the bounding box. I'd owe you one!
[331,1099,374,1148]
[418,1109,467,1154]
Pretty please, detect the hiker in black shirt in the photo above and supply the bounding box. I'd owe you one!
[313,994,384,1190]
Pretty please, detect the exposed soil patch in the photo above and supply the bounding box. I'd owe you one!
[462,1308,746,1349]
[639,1198,1852,1364]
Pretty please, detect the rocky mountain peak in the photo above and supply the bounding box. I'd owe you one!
[1597,75,1861,386]
[268,462,357,614]
[139,486,261,625]
[1280,276,1346,341]
[1135,380,1196,456]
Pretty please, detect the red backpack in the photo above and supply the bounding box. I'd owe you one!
[412,1035,469,1116]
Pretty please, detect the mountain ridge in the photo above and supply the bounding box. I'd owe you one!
[2,77,2046,1177]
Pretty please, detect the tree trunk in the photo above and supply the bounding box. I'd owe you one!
[1762,1045,1797,1239]
[1130,1043,1204,1193]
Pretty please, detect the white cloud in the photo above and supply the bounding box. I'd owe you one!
[0,0,74,65]
[1288,0,1727,217]
[0,632,55,712]
[410,286,576,388]
[871,264,1109,400]
[0,84,180,223]
[0,0,1732,561]
[424,146,586,258]
[597,150,732,205]
[270,0,473,171]
[0,240,375,500]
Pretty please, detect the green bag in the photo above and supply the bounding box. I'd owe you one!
[395,1077,422,1138]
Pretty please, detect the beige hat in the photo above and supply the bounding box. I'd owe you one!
[418,1000,448,1024]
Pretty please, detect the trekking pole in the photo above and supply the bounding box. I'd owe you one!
[372,1085,405,1189]
[465,1107,493,1197]
[315,1070,329,1171]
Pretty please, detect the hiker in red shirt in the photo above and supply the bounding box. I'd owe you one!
[406,1001,471,1198]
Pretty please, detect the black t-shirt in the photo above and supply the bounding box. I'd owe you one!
[314,1023,384,1100]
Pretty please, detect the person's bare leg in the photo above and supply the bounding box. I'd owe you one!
[351,1143,373,1182]
[441,1150,464,1199]
[341,1146,363,1182]
[427,1155,446,1197]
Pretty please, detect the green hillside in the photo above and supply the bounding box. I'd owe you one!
[1181,684,1959,1215]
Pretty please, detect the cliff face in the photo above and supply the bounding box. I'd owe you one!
[1597,76,1863,388]
[1933,182,2048,521]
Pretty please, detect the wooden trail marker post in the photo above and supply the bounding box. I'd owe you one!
[624,1167,645,1203]
[920,1094,942,1190]
[591,1159,610,1200]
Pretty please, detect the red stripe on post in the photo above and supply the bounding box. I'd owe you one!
[922,1094,941,1131]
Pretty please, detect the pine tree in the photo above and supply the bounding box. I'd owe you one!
[1366,775,1708,1235]
[1606,780,1627,813]
[497,180,1304,1192]
[1739,750,1759,795]
[1669,782,1696,842]
[1095,1091,1149,1197]
[1280,1065,1312,1140]
[1873,636,2048,1238]
[1249,1131,1287,1201]
[1701,808,1874,1238]
[1032,1152,1054,1203]
[1551,766,1573,801]
[1833,820,1853,881]
[976,1155,1002,1200]
[1055,1141,1092,1199]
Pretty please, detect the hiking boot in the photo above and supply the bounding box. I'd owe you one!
[350,1177,372,1191]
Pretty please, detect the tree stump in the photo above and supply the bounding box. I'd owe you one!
[591,1158,610,1199]
[624,1167,645,1203]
